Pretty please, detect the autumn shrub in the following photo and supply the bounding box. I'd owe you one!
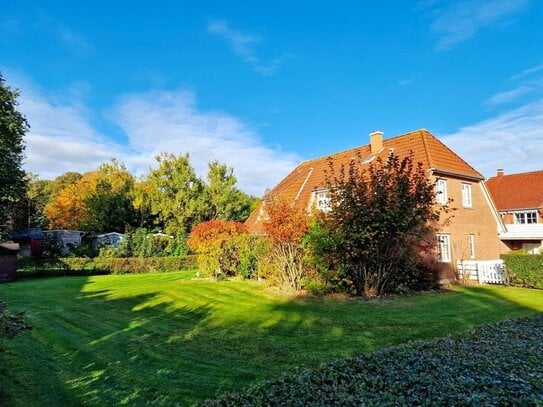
[188,220,248,278]
[263,198,310,290]
[311,153,440,297]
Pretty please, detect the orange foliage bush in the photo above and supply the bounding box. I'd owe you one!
[262,199,310,290]
[264,199,308,244]
[188,220,248,277]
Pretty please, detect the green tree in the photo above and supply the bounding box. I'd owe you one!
[0,73,28,238]
[144,153,204,234]
[81,161,137,233]
[26,174,52,228]
[313,152,439,297]
[203,161,256,222]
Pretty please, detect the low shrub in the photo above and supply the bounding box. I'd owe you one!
[502,253,543,289]
[0,301,31,339]
[203,314,543,406]
[17,256,196,278]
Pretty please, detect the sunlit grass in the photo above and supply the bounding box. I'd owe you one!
[0,271,541,406]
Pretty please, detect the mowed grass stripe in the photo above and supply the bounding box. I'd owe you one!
[0,271,541,406]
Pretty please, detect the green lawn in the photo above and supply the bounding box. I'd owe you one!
[0,272,541,406]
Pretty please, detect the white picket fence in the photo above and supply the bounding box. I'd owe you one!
[457,260,507,284]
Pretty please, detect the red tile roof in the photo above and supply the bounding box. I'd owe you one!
[486,170,543,211]
[246,129,483,233]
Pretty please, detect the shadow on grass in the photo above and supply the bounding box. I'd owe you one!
[0,276,541,406]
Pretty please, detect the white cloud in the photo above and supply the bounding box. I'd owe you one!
[442,99,543,178]
[113,89,300,195]
[426,0,530,50]
[6,71,299,196]
[4,71,130,179]
[207,20,284,75]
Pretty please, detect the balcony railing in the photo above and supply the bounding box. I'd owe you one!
[499,224,543,240]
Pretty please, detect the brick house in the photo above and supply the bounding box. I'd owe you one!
[486,169,543,254]
[246,129,505,281]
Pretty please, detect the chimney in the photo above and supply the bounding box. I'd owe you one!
[497,169,504,177]
[370,130,383,154]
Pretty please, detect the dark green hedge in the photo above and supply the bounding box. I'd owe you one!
[17,256,197,278]
[502,253,543,289]
[203,314,543,406]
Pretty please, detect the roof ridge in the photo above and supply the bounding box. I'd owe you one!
[299,128,430,165]
[488,169,543,179]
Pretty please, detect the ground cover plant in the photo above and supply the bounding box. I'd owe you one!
[205,314,543,406]
[0,272,541,405]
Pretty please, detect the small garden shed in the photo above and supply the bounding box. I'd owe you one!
[0,243,19,282]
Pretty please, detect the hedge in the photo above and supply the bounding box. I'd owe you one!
[202,314,543,406]
[17,256,197,278]
[502,253,543,289]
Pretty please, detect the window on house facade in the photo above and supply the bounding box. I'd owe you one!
[468,234,475,259]
[513,210,538,224]
[436,234,451,262]
[316,190,332,213]
[436,179,447,205]
[461,183,472,208]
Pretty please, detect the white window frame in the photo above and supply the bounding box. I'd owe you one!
[315,190,332,213]
[468,234,475,259]
[436,234,451,263]
[513,210,538,224]
[461,183,472,208]
[436,179,447,205]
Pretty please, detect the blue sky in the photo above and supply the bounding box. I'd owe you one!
[1,0,542,195]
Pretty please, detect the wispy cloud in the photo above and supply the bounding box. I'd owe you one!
[485,63,543,106]
[485,86,533,105]
[207,20,285,75]
[511,63,543,80]
[35,12,95,57]
[425,0,531,50]
[6,71,299,195]
[443,99,543,177]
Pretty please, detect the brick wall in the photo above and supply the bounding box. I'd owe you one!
[0,254,17,282]
[434,175,502,280]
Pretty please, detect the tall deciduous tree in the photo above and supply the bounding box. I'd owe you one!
[313,152,439,297]
[203,161,256,222]
[0,73,28,237]
[45,161,136,232]
[144,153,204,235]
[81,161,137,232]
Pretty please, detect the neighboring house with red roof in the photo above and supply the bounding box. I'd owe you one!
[246,129,506,282]
[486,169,543,254]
